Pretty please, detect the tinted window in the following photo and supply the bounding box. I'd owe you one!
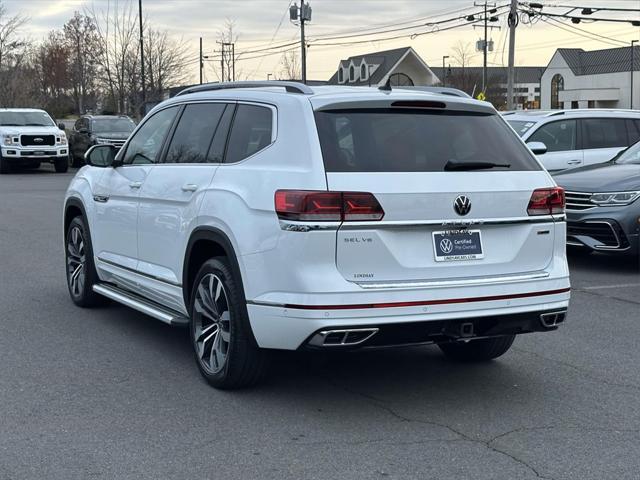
[92,117,136,134]
[626,119,640,145]
[123,107,178,165]
[507,120,537,137]
[164,103,226,164]
[581,118,627,149]
[225,105,273,163]
[315,109,540,172]
[528,120,576,153]
[618,141,640,165]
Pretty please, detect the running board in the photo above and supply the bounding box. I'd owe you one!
[92,284,189,326]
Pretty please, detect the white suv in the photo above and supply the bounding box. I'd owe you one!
[63,82,570,389]
[504,109,640,172]
[0,108,69,173]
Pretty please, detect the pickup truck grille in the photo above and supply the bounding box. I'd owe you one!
[565,191,594,211]
[21,134,55,147]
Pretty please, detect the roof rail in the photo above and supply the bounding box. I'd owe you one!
[176,81,314,97]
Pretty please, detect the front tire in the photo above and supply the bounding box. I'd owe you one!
[439,335,515,362]
[190,258,269,389]
[0,155,10,174]
[65,216,104,307]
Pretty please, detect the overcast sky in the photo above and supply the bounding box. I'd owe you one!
[4,0,640,84]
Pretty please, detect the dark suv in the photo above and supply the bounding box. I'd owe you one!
[68,115,136,167]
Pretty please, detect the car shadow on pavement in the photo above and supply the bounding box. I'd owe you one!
[567,249,639,274]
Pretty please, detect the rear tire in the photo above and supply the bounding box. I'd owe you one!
[54,157,68,173]
[189,258,269,389]
[439,335,515,362]
[65,216,105,307]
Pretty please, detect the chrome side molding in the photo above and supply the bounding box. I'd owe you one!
[92,283,189,326]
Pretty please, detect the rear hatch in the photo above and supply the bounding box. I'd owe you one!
[313,100,559,284]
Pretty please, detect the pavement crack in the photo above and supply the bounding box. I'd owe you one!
[573,287,640,307]
[312,369,554,480]
[514,347,640,392]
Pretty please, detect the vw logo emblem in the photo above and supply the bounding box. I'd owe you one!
[440,238,453,254]
[454,195,471,216]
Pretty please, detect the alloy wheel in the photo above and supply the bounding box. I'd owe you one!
[66,226,86,297]
[193,273,231,374]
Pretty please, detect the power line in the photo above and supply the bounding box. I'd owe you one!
[539,16,627,47]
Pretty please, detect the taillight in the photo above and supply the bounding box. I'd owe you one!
[274,190,384,222]
[527,187,565,215]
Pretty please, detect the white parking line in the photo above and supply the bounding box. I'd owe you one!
[580,283,640,291]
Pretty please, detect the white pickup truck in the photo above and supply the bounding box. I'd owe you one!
[0,108,69,174]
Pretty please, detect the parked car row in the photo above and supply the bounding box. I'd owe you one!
[0,108,135,174]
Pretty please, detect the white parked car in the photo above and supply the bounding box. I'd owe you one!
[63,82,570,389]
[504,109,640,172]
[0,108,69,173]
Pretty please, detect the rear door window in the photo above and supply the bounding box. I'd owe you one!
[528,120,577,153]
[164,103,226,164]
[581,118,628,149]
[225,104,273,163]
[626,119,640,146]
[315,109,540,172]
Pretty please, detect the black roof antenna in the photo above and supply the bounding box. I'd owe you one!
[379,77,392,91]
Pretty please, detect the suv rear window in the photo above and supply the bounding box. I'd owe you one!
[315,109,540,172]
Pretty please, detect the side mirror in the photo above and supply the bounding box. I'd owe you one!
[85,144,117,168]
[527,141,547,155]
[58,122,66,131]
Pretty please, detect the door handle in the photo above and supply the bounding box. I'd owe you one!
[181,184,198,192]
[129,181,142,189]
[567,159,582,165]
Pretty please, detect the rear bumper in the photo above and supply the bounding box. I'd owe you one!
[247,282,570,350]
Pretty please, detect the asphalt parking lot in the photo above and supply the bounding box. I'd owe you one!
[1,166,639,480]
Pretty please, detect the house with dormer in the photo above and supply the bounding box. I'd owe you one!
[326,47,439,87]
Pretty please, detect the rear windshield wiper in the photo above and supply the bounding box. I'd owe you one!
[444,160,511,171]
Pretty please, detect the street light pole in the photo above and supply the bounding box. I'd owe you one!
[506,0,518,110]
[632,40,638,109]
[442,55,449,87]
[199,37,203,84]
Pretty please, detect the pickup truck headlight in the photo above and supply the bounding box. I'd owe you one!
[590,191,640,206]
[3,134,16,145]
[56,134,68,146]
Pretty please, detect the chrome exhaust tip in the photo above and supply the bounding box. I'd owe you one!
[540,310,567,328]
[308,328,379,347]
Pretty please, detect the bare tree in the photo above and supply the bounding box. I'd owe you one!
[215,19,240,82]
[449,41,477,92]
[64,12,101,114]
[89,0,139,114]
[278,50,300,80]
[33,30,73,116]
[0,1,27,71]
[144,28,190,101]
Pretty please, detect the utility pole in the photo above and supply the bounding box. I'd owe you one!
[138,0,145,110]
[199,37,203,84]
[442,55,449,87]
[300,0,307,83]
[506,0,518,110]
[632,40,638,109]
[290,2,312,84]
[473,1,499,94]
[220,42,225,83]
